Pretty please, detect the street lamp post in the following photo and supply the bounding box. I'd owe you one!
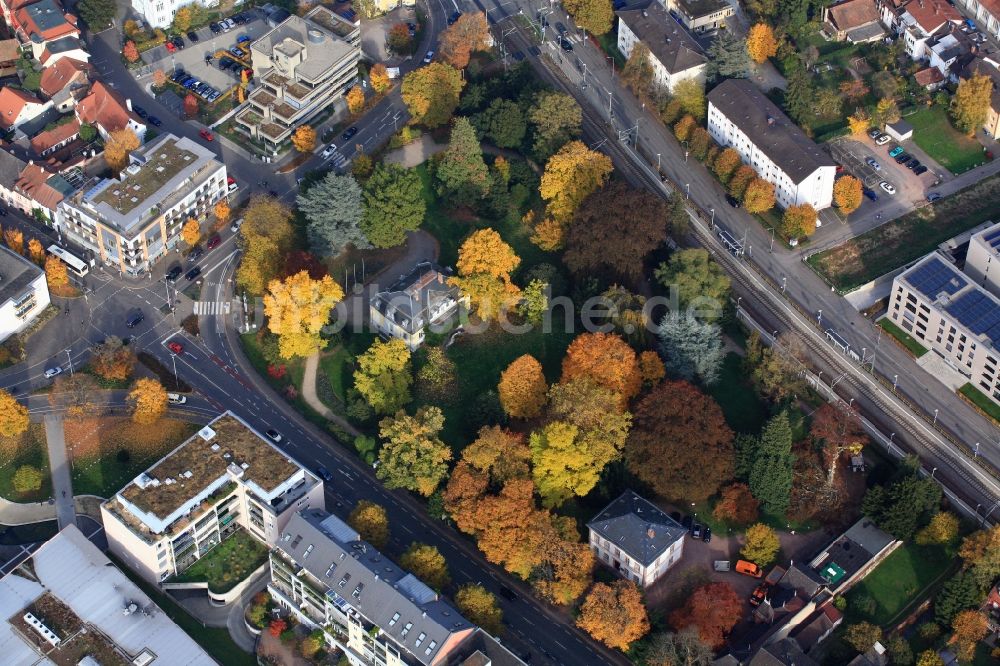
[889,432,896,455]
[710,208,715,226]
[931,466,937,479]
[817,309,823,327]
[685,183,690,199]
[171,354,178,389]
[769,227,775,253]
[974,441,980,458]
[607,92,613,118]
[656,153,661,171]
[933,408,939,425]
[65,349,73,376]
[781,276,787,293]
[893,374,899,392]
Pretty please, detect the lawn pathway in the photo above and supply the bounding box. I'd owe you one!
[301,352,361,438]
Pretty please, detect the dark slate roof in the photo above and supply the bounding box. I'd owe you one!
[617,2,707,75]
[707,79,837,181]
[44,35,83,54]
[587,490,686,566]
[780,563,828,599]
[748,638,819,666]
[673,0,731,20]
[0,243,43,307]
[278,509,475,665]
[0,148,27,188]
[371,261,460,335]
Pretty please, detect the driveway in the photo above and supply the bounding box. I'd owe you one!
[361,5,419,62]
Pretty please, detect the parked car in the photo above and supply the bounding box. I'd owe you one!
[702,526,712,543]
[726,194,740,207]
[165,264,183,281]
[894,152,911,164]
[209,21,222,34]
[914,165,928,175]
[265,428,283,443]
[207,90,221,103]
[879,181,896,195]
[229,46,243,57]
[906,158,921,170]
[148,116,162,127]
[735,560,764,578]
[43,366,62,379]
[165,41,177,53]
[865,157,881,171]
[188,246,204,261]
[691,523,703,539]
[167,393,187,405]
[863,188,878,202]
[315,466,333,482]
[927,192,942,202]
[185,266,202,281]
[875,134,891,146]
[223,18,236,30]
[342,126,358,141]
[230,217,243,233]
[448,10,462,24]
[199,129,214,141]
[167,341,184,354]
[423,50,434,63]
[187,30,200,42]
[237,34,252,43]
[171,69,187,82]
[889,145,904,157]
[867,128,881,139]
[171,35,185,49]
[207,234,221,249]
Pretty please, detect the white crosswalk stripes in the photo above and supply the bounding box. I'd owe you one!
[193,301,231,315]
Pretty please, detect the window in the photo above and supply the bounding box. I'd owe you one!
[415,632,426,647]
[389,613,400,626]
[401,622,412,638]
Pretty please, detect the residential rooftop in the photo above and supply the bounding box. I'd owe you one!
[671,0,732,20]
[251,6,357,83]
[617,3,707,75]
[0,525,215,666]
[117,412,301,527]
[71,133,222,234]
[0,244,43,308]
[708,78,837,181]
[587,490,686,566]
[371,262,460,334]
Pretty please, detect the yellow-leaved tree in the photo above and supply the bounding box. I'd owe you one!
[347,500,389,548]
[833,176,863,214]
[780,204,818,239]
[0,388,29,437]
[44,255,69,289]
[263,270,345,359]
[498,354,548,418]
[746,23,778,64]
[28,238,44,264]
[401,62,465,128]
[540,140,613,224]
[951,73,993,136]
[236,197,296,294]
[741,178,776,214]
[346,86,365,115]
[128,378,167,425]
[4,227,23,255]
[576,581,650,650]
[370,63,391,93]
[848,108,871,135]
[449,228,521,321]
[181,218,201,247]
[454,585,503,635]
[399,542,451,591]
[214,200,230,226]
[104,128,140,172]
[292,124,317,153]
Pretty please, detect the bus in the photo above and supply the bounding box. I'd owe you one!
[46,244,89,277]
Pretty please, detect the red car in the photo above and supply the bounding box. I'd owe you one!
[167,341,184,355]
[199,129,214,141]
[165,41,177,53]
[207,234,221,249]
[227,175,236,186]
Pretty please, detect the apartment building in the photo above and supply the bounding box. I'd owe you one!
[955,0,1000,42]
[12,0,79,59]
[617,2,708,93]
[887,251,1000,405]
[879,0,962,60]
[587,491,686,588]
[369,262,466,351]
[0,525,215,666]
[269,508,525,666]
[130,0,218,28]
[0,244,50,342]
[56,133,226,275]
[101,412,325,584]
[707,79,837,210]
[661,0,734,33]
[235,6,360,151]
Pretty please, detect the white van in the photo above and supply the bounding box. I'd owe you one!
[167,393,187,405]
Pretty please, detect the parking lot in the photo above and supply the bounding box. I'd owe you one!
[829,135,935,211]
[141,10,270,107]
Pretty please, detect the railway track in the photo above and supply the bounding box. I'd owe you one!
[496,19,1000,512]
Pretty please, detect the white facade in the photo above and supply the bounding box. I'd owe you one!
[0,245,50,342]
[588,529,684,587]
[963,221,1000,298]
[616,15,707,92]
[131,0,218,28]
[101,413,325,584]
[707,101,836,210]
[955,0,1000,41]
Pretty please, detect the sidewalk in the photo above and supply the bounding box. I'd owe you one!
[301,352,361,438]
[43,414,76,530]
[0,496,56,525]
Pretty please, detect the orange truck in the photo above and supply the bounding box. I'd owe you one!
[749,566,787,606]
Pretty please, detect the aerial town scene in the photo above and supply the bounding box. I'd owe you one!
[0,0,999,664]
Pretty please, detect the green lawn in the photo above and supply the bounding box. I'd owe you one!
[173,529,268,593]
[708,353,768,435]
[0,424,51,502]
[845,543,955,626]
[318,346,353,403]
[959,383,1000,425]
[807,172,1000,291]
[108,553,255,666]
[908,107,990,175]
[878,318,928,358]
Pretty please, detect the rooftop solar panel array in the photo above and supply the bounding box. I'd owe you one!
[945,290,1000,347]
[905,256,968,300]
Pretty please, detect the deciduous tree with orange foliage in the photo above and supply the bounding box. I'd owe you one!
[370,63,391,93]
[123,40,140,63]
[264,270,345,359]
[742,178,776,213]
[951,610,989,662]
[746,23,778,63]
[214,200,230,225]
[625,380,734,501]
[438,11,490,68]
[28,238,44,264]
[834,176,863,214]
[449,229,521,320]
[292,124,317,153]
[576,581,650,650]
[498,354,548,419]
[104,128,140,172]
[346,86,365,114]
[0,388,29,437]
[91,336,135,382]
[713,147,742,183]
[3,227,23,255]
[674,114,697,142]
[462,426,532,482]
[713,483,760,525]
[44,255,69,289]
[128,378,168,425]
[540,140,613,223]
[781,203,818,238]
[152,69,167,88]
[670,582,742,649]
[728,164,756,199]
[183,93,199,118]
[181,218,200,247]
[639,351,666,385]
[561,332,641,405]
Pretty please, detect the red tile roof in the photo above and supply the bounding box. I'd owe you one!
[76,81,139,134]
[30,117,79,154]
[903,0,960,32]
[39,56,89,98]
[0,86,44,129]
[16,162,64,210]
[914,66,945,86]
[827,0,880,32]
